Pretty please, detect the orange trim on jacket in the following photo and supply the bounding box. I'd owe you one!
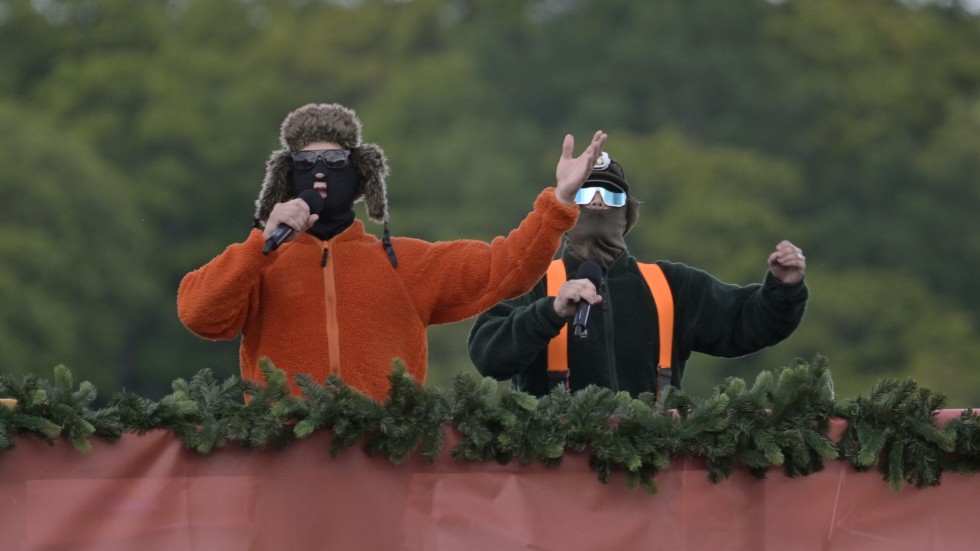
[546,261,570,387]
[545,259,675,397]
[177,188,578,401]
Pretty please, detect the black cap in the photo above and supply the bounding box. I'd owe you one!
[585,152,640,235]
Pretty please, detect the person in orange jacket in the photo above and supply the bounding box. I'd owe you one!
[177,102,606,401]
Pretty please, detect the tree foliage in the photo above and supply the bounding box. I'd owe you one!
[1,0,979,405]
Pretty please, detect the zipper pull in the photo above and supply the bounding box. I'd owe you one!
[321,248,329,267]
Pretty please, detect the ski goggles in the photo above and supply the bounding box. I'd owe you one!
[291,149,351,170]
[574,185,627,207]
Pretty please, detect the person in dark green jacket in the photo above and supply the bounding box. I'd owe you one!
[466,152,808,397]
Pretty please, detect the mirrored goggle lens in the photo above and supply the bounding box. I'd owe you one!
[291,149,351,170]
[574,186,627,207]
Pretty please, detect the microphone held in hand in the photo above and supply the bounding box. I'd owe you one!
[262,189,325,255]
[573,260,603,338]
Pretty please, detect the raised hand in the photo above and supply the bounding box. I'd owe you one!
[555,130,608,205]
[768,240,806,285]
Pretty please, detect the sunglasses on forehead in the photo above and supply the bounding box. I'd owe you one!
[574,186,627,207]
[291,149,351,170]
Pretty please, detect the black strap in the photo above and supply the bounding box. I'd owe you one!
[657,367,673,401]
[382,219,398,268]
[547,370,570,392]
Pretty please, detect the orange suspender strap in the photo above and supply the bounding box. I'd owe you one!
[546,260,675,399]
[546,260,571,390]
[637,263,675,399]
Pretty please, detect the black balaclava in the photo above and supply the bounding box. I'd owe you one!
[565,203,628,269]
[291,158,361,241]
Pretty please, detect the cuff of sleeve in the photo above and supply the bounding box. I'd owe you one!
[764,271,809,302]
[246,228,280,264]
[246,228,266,249]
[536,187,580,231]
[535,297,568,336]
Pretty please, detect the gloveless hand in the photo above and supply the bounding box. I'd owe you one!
[767,240,806,285]
[555,130,608,205]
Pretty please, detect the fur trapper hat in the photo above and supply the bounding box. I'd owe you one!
[253,103,390,224]
[585,152,641,235]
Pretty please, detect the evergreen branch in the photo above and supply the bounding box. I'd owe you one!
[0,358,975,494]
[496,387,570,467]
[365,361,448,464]
[0,372,64,448]
[835,377,952,490]
[944,409,980,473]
[447,373,508,463]
[22,366,101,452]
[164,368,251,454]
[299,372,380,458]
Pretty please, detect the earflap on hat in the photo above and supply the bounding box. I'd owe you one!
[351,143,389,224]
[254,149,293,222]
[351,142,396,266]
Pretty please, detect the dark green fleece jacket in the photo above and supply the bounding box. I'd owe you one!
[466,249,808,397]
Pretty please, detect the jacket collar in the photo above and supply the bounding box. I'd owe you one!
[561,246,631,276]
[295,219,367,246]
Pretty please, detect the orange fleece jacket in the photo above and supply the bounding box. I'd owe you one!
[177,188,578,401]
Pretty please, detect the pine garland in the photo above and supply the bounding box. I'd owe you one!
[1,356,977,494]
[835,376,955,490]
[671,357,838,484]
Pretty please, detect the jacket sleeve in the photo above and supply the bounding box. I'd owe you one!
[404,188,578,325]
[176,229,268,340]
[466,284,566,380]
[674,264,809,358]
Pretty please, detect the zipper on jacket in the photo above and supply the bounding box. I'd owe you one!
[600,279,620,391]
[321,242,341,376]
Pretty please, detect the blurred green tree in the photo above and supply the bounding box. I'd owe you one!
[0,103,158,394]
[1,0,978,406]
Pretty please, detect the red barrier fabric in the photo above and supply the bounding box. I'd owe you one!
[1,411,978,551]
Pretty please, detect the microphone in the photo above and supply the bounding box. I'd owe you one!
[572,261,603,338]
[262,189,324,255]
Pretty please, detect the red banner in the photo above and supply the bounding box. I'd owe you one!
[1,412,977,550]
